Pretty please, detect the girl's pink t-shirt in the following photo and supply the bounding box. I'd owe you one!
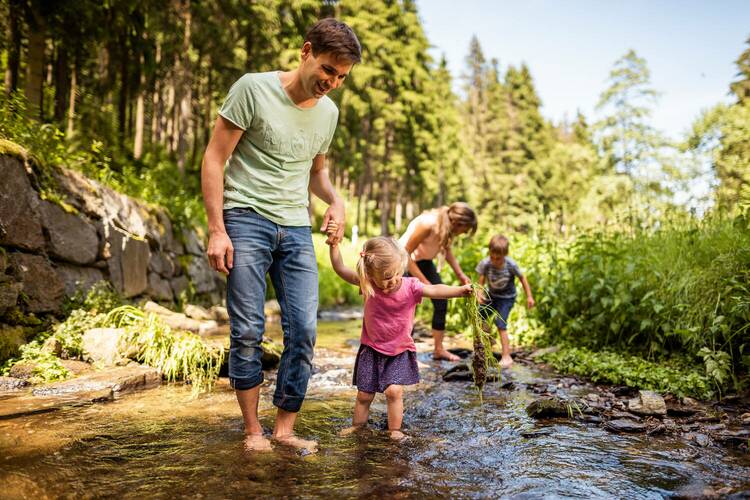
[361,277,424,356]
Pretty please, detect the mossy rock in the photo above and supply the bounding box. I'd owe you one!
[0,326,27,364]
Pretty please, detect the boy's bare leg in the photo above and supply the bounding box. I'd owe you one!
[498,327,513,368]
[272,408,318,452]
[384,385,406,440]
[236,387,273,451]
[340,390,375,436]
[432,329,460,361]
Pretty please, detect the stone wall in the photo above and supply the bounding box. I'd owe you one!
[0,154,224,318]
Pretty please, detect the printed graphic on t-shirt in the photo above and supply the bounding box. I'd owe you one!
[476,257,522,298]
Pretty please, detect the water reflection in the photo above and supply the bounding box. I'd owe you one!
[1,320,749,498]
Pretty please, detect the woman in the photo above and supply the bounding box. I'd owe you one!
[398,202,478,361]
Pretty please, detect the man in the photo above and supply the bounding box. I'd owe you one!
[201,18,360,453]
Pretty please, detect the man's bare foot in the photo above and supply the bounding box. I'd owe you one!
[272,434,319,453]
[339,425,365,437]
[500,356,514,369]
[244,433,273,452]
[389,430,407,441]
[433,349,460,362]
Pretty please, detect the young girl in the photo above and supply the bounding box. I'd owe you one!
[328,230,472,440]
[398,202,478,361]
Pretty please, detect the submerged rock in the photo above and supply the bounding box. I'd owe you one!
[628,390,667,416]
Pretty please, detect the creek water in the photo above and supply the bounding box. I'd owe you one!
[2,320,749,499]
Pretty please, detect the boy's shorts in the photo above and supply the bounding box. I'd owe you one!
[480,296,516,330]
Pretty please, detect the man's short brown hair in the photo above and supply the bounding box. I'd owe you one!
[489,234,509,256]
[305,18,361,64]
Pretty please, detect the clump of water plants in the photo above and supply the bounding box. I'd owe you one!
[106,305,224,396]
[459,284,500,398]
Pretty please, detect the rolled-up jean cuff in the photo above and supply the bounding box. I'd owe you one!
[273,394,304,413]
[230,375,264,391]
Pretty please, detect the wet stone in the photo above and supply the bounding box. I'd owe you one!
[628,390,667,416]
[31,365,160,396]
[0,375,28,391]
[604,418,648,433]
[526,397,573,418]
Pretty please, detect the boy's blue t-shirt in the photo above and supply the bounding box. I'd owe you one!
[475,257,523,299]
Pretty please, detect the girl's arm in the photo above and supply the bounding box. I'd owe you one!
[329,243,360,286]
[403,222,432,285]
[444,246,470,285]
[519,275,535,309]
[422,283,473,299]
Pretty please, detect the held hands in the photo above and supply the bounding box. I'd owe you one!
[324,220,339,246]
[207,231,234,275]
[321,200,345,245]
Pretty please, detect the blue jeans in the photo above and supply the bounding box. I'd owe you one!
[224,207,318,413]
[480,296,516,330]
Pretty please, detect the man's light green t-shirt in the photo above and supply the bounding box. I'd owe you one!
[219,72,339,226]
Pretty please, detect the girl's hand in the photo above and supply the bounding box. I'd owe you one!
[527,297,536,309]
[459,284,473,297]
[325,220,339,245]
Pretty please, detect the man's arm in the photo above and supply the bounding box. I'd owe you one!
[201,116,244,274]
[445,246,470,285]
[309,154,345,245]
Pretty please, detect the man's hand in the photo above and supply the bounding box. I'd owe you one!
[207,231,234,274]
[527,296,536,309]
[321,199,345,245]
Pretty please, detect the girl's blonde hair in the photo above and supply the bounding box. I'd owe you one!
[431,202,478,251]
[356,236,408,299]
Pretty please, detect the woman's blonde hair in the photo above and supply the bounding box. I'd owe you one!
[356,236,408,299]
[431,202,478,251]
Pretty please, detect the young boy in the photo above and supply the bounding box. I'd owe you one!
[475,234,535,368]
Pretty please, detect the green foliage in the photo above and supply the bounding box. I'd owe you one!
[539,345,713,399]
[0,92,203,227]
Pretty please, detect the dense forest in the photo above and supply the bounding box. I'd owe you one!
[1,0,749,396]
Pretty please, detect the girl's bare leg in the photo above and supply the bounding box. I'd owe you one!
[384,385,406,440]
[340,390,375,436]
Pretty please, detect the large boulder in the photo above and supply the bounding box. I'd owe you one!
[0,281,22,315]
[0,156,45,252]
[54,262,105,298]
[39,201,99,265]
[9,253,64,313]
[147,272,174,301]
[185,255,217,294]
[103,223,150,298]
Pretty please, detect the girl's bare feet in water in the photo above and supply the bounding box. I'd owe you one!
[339,425,365,437]
[433,349,460,362]
[500,355,514,369]
[389,430,407,441]
[272,434,319,453]
[244,433,273,452]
